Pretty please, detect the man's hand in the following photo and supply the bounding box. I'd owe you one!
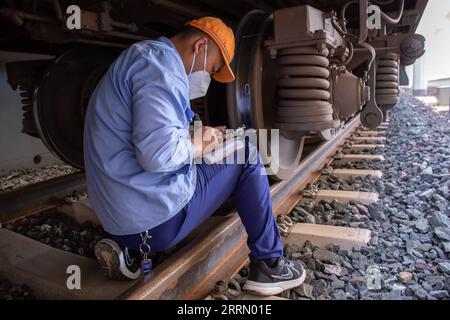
[191,126,225,158]
[214,126,227,135]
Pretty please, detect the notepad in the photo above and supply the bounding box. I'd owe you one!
[203,138,245,164]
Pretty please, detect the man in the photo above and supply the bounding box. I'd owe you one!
[84,17,305,296]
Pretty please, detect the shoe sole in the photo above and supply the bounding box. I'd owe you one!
[242,269,306,296]
[94,239,140,281]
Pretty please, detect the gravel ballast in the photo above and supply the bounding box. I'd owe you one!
[283,93,450,300]
[0,164,79,193]
[0,278,34,300]
[5,210,105,259]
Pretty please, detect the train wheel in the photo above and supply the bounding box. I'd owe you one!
[227,10,304,181]
[34,47,116,169]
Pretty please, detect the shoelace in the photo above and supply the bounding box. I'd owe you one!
[266,257,297,280]
[279,257,292,267]
[280,257,297,273]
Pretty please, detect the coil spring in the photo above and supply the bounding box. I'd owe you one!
[275,47,339,132]
[376,53,400,110]
[18,85,39,138]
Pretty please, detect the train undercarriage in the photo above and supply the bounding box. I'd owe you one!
[0,0,427,180]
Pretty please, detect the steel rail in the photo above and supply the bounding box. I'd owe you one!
[119,116,361,300]
[0,172,86,224]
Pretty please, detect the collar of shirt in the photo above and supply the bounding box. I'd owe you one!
[156,36,195,123]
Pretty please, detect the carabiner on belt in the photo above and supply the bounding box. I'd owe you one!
[139,230,152,273]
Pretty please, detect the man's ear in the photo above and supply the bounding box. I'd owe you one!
[193,37,208,54]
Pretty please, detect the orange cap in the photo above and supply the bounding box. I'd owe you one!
[187,17,235,83]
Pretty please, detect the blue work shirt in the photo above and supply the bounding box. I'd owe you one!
[84,37,197,235]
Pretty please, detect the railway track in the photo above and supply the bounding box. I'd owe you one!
[0,172,86,225]
[0,115,393,300]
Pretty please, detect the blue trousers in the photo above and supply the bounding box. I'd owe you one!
[110,140,284,260]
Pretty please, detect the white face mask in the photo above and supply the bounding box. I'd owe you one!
[188,45,211,100]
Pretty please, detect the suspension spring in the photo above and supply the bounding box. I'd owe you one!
[275,47,339,132]
[376,53,400,110]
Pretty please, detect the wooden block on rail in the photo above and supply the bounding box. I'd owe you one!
[351,137,386,142]
[348,144,385,151]
[59,199,101,225]
[330,169,383,180]
[315,190,379,205]
[284,223,371,251]
[334,154,385,163]
[358,131,386,137]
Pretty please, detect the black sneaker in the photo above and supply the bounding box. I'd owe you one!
[243,257,306,296]
[94,239,142,281]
